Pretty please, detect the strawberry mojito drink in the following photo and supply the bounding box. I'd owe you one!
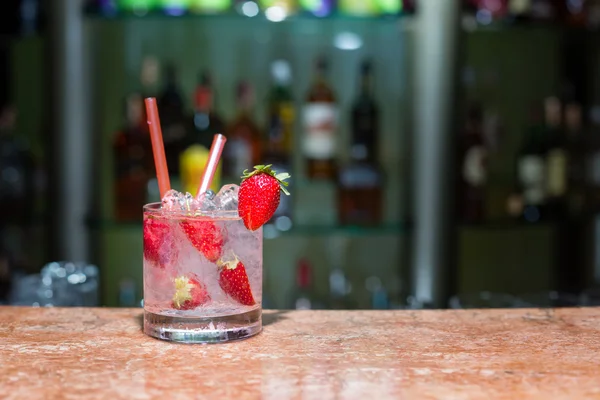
[143,166,289,343]
[143,192,262,342]
[142,98,289,343]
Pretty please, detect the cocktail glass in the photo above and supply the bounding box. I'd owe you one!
[142,202,262,343]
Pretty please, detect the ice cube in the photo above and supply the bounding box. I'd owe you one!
[215,184,239,211]
[198,190,218,212]
[162,190,203,213]
[161,190,185,211]
[182,192,201,213]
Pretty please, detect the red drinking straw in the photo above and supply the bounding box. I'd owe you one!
[197,133,227,198]
[144,97,171,199]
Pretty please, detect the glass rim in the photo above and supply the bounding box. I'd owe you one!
[143,202,241,219]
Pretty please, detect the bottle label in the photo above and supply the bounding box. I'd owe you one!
[302,103,337,160]
[462,146,487,187]
[518,155,545,204]
[546,149,567,197]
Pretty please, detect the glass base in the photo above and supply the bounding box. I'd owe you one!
[144,308,262,343]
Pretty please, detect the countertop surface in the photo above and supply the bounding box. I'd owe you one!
[1,307,600,399]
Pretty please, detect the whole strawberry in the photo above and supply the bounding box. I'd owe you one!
[181,219,224,262]
[238,165,290,231]
[218,257,255,306]
[143,217,175,268]
[172,274,211,310]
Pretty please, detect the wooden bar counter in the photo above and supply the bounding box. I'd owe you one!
[1,307,599,399]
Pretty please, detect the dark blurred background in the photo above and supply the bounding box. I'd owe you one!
[2,0,600,310]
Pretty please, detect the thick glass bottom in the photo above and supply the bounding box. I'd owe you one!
[143,308,262,344]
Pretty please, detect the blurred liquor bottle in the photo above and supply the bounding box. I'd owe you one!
[139,56,161,202]
[588,0,600,29]
[586,106,600,211]
[303,56,337,180]
[514,103,547,223]
[0,105,35,283]
[189,0,230,13]
[338,60,383,226]
[288,259,323,309]
[457,101,487,223]
[158,64,188,184]
[264,60,294,230]
[565,102,586,218]
[222,81,262,181]
[112,94,152,222]
[565,0,586,26]
[586,106,600,285]
[140,56,160,99]
[482,105,503,154]
[180,71,224,195]
[0,105,34,226]
[557,101,586,291]
[544,96,567,220]
[298,0,334,17]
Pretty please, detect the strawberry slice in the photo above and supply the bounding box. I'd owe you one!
[143,217,175,268]
[218,257,256,306]
[181,219,224,263]
[172,274,211,310]
[238,165,290,231]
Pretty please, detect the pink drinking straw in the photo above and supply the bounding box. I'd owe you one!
[144,97,171,199]
[197,133,227,198]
